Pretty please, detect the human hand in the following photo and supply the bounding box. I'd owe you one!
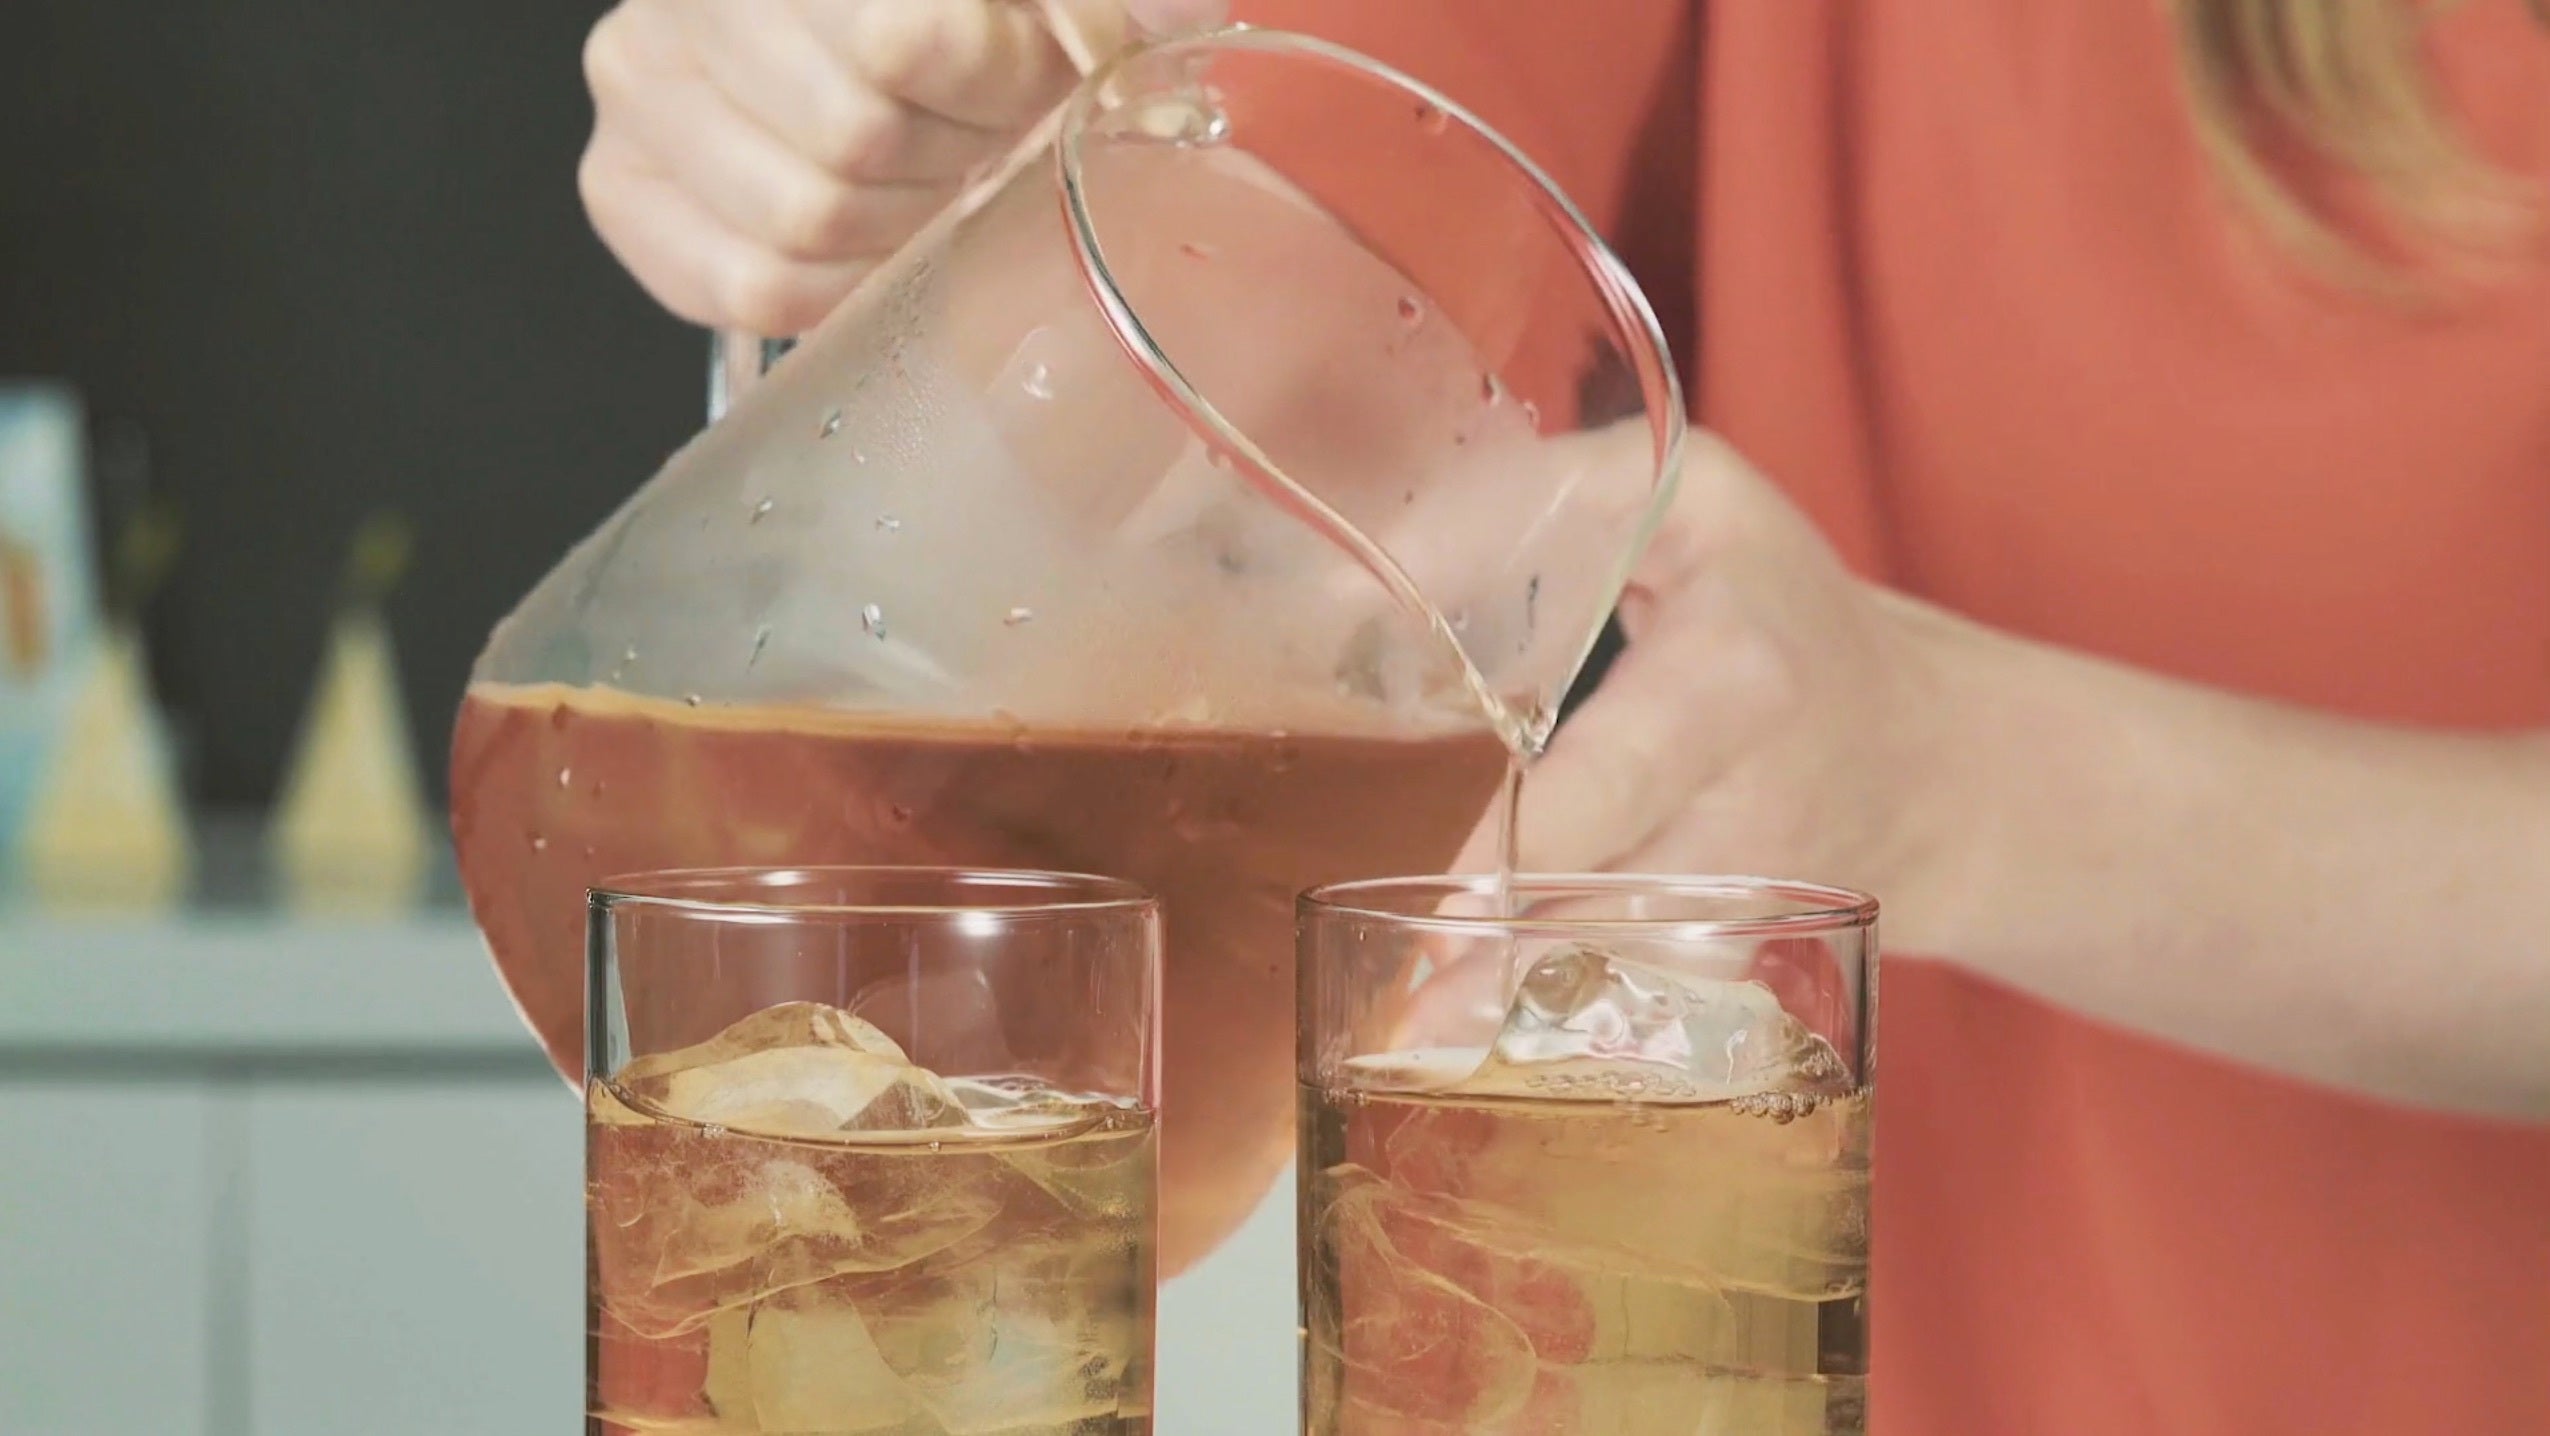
[579,0,1227,336]
[1454,432,1996,957]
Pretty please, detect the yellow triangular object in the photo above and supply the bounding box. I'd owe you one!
[18,626,191,911]
[271,608,430,916]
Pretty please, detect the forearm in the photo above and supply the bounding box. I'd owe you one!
[1913,602,2550,1118]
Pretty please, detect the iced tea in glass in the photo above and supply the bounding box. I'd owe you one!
[1298,876,1875,1435]
[587,867,1159,1435]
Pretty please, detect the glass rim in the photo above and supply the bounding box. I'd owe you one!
[1053,23,1687,606]
[589,865,1158,921]
[1300,873,1880,940]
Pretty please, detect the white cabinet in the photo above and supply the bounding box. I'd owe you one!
[241,1085,581,1436]
[0,917,578,1436]
[0,1087,219,1436]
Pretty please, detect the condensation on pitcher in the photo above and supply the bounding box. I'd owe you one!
[529,834,548,854]
[1396,294,1424,328]
[1415,101,1450,136]
[873,514,901,533]
[749,625,772,668]
[749,497,774,523]
[1021,363,1055,401]
[861,603,888,639]
[819,407,843,439]
[1099,89,1230,146]
[1003,605,1036,627]
[555,767,572,789]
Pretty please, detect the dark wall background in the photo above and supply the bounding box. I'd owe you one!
[3,0,701,806]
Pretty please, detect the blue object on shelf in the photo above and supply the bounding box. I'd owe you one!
[0,383,101,863]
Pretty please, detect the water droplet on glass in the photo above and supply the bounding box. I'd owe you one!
[749,625,772,668]
[1206,448,1232,470]
[1003,606,1035,627]
[1396,295,1424,326]
[819,408,843,438]
[1520,400,1541,428]
[1479,372,1504,405]
[874,514,901,533]
[683,693,702,707]
[621,644,639,665]
[530,834,548,853]
[861,602,888,639]
[851,447,869,465]
[750,497,774,523]
[1179,240,1215,261]
[556,767,572,789]
[1020,362,1054,401]
[1415,102,1449,135]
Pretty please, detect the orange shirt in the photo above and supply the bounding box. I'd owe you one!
[1242,1,2550,1430]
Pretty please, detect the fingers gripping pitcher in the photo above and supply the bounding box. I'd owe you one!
[452,29,1683,1272]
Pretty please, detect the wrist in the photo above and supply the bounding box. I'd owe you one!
[1869,591,2198,969]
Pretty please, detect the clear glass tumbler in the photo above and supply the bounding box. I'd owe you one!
[586,866,1161,1435]
[1297,875,1876,1435]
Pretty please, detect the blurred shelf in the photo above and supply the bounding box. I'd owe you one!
[0,911,547,1068]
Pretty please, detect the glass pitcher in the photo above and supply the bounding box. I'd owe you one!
[452,27,1683,1273]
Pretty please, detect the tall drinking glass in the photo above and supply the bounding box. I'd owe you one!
[586,867,1161,1435]
[1298,876,1876,1435]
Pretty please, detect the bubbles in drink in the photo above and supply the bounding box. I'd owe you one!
[1468,947,1853,1104]
[587,1002,1156,1434]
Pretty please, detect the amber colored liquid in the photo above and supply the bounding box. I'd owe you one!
[452,683,1506,1272]
[1300,1061,1870,1435]
[588,1078,1155,1436]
